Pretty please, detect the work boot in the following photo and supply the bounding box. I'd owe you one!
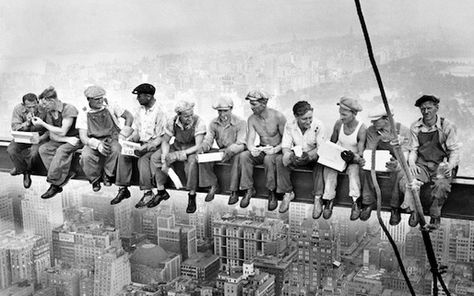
[350,198,362,221]
[10,167,21,176]
[186,193,197,214]
[228,191,239,205]
[408,211,419,227]
[279,191,295,213]
[267,191,278,211]
[427,217,441,230]
[135,190,153,208]
[205,185,219,202]
[103,175,113,187]
[359,203,375,221]
[41,185,63,199]
[240,188,255,208]
[91,179,101,192]
[111,187,130,205]
[147,190,170,208]
[23,173,32,189]
[312,196,323,219]
[389,208,401,226]
[323,200,334,220]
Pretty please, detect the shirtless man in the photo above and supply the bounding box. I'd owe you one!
[239,90,286,211]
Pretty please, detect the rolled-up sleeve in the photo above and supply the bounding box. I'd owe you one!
[154,110,166,138]
[443,121,461,168]
[11,105,26,131]
[201,123,216,151]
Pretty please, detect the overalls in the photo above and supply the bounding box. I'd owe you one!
[80,108,121,183]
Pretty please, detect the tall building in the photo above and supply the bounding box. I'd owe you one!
[241,265,275,296]
[213,215,287,272]
[129,243,181,284]
[292,219,341,295]
[157,214,197,261]
[380,212,408,244]
[63,207,94,224]
[0,193,14,232]
[22,190,64,242]
[188,204,212,240]
[52,221,120,267]
[94,248,131,296]
[288,203,310,238]
[44,266,82,296]
[405,228,425,260]
[181,252,220,282]
[32,237,51,286]
[142,210,160,244]
[0,231,47,288]
[82,192,132,237]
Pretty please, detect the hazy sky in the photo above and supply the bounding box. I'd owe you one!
[2,0,474,59]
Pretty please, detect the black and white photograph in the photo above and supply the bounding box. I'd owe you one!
[0,1,474,295]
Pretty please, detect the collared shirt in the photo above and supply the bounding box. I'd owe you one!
[409,116,460,166]
[11,103,46,132]
[133,102,166,143]
[281,118,325,152]
[44,100,79,137]
[76,102,125,130]
[201,114,247,151]
[365,122,410,152]
[164,115,206,138]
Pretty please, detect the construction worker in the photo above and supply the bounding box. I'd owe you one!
[8,93,48,188]
[276,100,325,215]
[322,97,366,220]
[400,95,460,229]
[112,83,167,208]
[239,90,286,211]
[150,100,206,213]
[77,85,134,192]
[33,86,82,199]
[197,96,247,204]
[359,104,410,224]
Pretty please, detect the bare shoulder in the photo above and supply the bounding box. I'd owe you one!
[269,108,286,122]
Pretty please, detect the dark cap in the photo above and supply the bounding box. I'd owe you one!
[132,83,156,95]
[415,95,440,107]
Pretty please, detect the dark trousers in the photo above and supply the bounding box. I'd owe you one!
[39,140,81,186]
[116,149,156,190]
[239,151,278,191]
[80,140,121,183]
[199,152,241,191]
[275,154,324,196]
[151,148,199,191]
[7,141,42,173]
[361,169,403,208]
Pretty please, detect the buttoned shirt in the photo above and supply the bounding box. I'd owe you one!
[201,114,247,151]
[409,116,460,167]
[281,118,325,152]
[11,103,45,132]
[76,102,125,130]
[133,102,166,143]
[164,116,206,138]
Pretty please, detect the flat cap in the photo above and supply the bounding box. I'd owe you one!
[39,86,57,100]
[245,90,270,101]
[175,100,195,114]
[368,104,394,120]
[212,97,234,110]
[84,85,106,99]
[132,83,155,95]
[415,95,440,107]
[337,96,362,112]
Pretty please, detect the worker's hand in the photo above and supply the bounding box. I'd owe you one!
[341,150,355,163]
[408,164,420,177]
[250,148,261,157]
[385,157,400,172]
[30,133,40,145]
[354,154,366,167]
[282,152,293,167]
[294,152,310,166]
[262,146,277,155]
[222,147,235,163]
[87,138,101,149]
[31,116,45,127]
[65,137,81,147]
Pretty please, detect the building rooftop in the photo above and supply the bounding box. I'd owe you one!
[182,252,219,268]
[130,243,178,268]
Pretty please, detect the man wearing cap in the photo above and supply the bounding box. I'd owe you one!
[239,90,287,211]
[150,100,206,213]
[276,101,325,215]
[197,97,247,204]
[33,86,82,199]
[359,104,410,223]
[77,85,134,192]
[399,95,460,229]
[322,97,366,220]
[8,93,48,188]
[111,83,167,208]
